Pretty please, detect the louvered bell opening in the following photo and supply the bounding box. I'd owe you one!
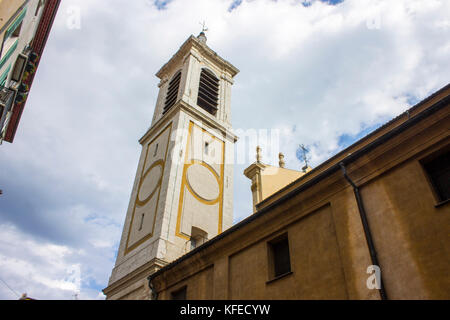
[197,69,219,115]
[163,71,182,114]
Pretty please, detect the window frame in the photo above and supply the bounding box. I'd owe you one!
[163,70,182,115]
[197,68,219,116]
[171,285,187,300]
[419,144,450,207]
[267,232,293,283]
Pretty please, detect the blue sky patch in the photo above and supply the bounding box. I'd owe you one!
[154,0,172,10]
[229,0,243,12]
[338,122,383,150]
[230,0,345,11]
[302,0,344,7]
[406,94,420,106]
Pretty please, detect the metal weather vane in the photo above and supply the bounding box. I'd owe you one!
[199,21,208,33]
[299,144,311,171]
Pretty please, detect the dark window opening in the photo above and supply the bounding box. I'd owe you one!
[171,286,187,300]
[0,105,4,124]
[163,71,181,114]
[197,69,219,115]
[11,22,22,38]
[190,238,197,250]
[138,213,145,231]
[11,54,27,82]
[268,234,291,279]
[422,149,450,203]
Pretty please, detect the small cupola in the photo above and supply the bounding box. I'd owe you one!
[197,31,207,44]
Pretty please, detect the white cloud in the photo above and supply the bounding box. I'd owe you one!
[0,0,449,298]
[0,224,106,299]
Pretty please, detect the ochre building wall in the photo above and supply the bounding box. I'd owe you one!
[149,86,449,300]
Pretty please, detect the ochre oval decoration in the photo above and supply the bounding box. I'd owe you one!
[137,163,163,205]
[186,163,220,202]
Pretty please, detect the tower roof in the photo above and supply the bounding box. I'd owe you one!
[156,35,239,79]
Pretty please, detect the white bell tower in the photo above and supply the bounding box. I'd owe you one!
[104,32,239,300]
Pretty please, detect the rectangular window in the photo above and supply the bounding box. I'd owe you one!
[268,233,291,280]
[171,286,187,300]
[10,54,27,82]
[138,213,145,231]
[422,148,450,204]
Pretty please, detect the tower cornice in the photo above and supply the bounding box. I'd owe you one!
[155,35,239,80]
[139,99,239,145]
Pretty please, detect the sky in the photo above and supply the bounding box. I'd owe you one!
[0,0,449,300]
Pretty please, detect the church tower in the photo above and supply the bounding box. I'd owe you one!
[103,33,239,300]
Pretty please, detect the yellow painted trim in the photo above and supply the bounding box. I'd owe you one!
[175,121,225,240]
[135,160,164,206]
[185,160,221,204]
[175,121,193,241]
[125,122,173,255]
[218,139,225,234]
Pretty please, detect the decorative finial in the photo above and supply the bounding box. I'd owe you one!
[279,153,285,168]
[256,146,262,163]
[198,21,208,44]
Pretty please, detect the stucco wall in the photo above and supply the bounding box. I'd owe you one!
[228,204,348,299]
[150,92,449,300]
